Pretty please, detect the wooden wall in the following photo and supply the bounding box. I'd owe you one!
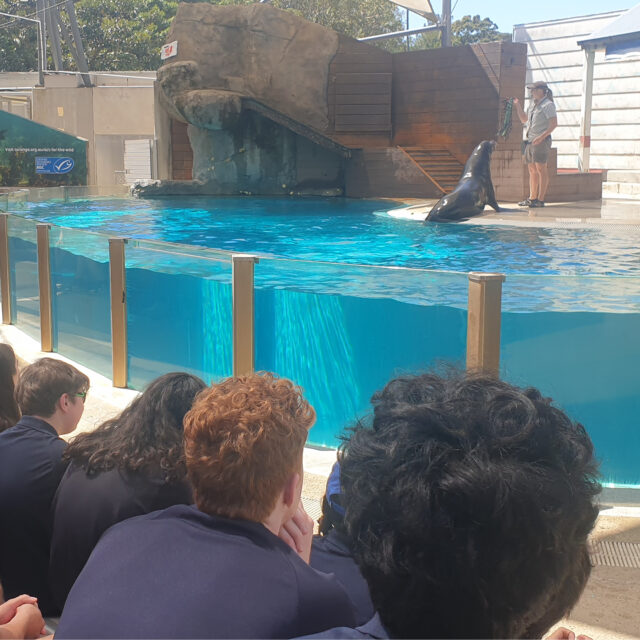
[326,36,392,148]
[393,44,507,161]
[170,119,193,181]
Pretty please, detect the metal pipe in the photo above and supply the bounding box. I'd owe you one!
[0,11,44,86]
[358,24,442,42]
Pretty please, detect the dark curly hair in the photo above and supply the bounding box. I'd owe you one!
[339,372,600,639]
[0,344,20,432]
[65,372,206,482]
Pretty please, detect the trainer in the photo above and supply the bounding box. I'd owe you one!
[515,80,557,208]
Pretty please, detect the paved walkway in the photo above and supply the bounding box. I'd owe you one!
[1,323,639,639]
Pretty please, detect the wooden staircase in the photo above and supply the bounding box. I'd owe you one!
[400,146,464,194]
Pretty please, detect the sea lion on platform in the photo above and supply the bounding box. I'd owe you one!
[425,140,500,223]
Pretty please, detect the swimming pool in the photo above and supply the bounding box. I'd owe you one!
[6,196,640,486]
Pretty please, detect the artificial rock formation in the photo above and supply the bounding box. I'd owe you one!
[147,2,345,196]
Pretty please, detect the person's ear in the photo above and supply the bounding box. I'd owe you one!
[283,471,301,510]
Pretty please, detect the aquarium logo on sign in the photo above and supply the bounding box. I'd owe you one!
[35,157,75,174]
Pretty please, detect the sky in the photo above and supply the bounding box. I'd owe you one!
[407,0,640,32]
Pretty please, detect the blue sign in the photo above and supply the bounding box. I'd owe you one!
[35,157,75,174]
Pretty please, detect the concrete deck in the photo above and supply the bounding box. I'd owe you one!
[386,198,640,227]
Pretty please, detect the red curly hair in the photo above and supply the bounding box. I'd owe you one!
[184,372,315,522]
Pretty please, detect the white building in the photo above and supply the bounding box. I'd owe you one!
[514,8,640,198]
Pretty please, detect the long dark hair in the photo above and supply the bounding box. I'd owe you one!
[0,344,20,433]
[65,372,206,482]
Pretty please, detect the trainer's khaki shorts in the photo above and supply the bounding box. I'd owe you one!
[523,136,552,164]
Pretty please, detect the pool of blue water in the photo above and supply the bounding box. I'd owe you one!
[20,196,640,277]
[11,197,640,486]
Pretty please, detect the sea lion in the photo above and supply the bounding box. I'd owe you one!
[425,140,500,223]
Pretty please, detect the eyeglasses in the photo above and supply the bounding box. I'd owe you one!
[74,390,88,402]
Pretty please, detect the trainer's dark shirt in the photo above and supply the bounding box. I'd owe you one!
[56,504,356,639]
[50,463,192,609]
[0,416,67,615]
[311,530,374,625]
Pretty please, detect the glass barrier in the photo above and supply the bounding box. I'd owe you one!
[49,226,112,378]
[125,239,233,390]
[7,215,40,341]
[501,274,640,488]
[254,257,470,448]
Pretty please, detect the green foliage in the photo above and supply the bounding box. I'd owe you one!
[0,1,507,73]
[73,0,179,70]
[412,14,510,51]
[0,1,39,71]
[451,14,510,46]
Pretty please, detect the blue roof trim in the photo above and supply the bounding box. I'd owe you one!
[578,3,640,47]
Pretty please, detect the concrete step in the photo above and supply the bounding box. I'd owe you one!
[603,182,640,198]
[605,170,640,183]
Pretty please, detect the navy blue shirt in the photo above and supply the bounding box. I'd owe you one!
[299,613,389,639]
[56,504,356,639]
[50,463,192,610]
[0,416,67,615]
[311,530,374,625]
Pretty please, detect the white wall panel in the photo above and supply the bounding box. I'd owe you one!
[514,10,640,170]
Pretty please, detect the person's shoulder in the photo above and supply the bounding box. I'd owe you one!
[542,99,557,115]
[296,613,389,639]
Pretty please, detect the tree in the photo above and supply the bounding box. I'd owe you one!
[451,14,510,45]
[412,14,510,50]
[0,1,39,72]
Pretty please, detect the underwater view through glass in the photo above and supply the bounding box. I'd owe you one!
[12,196,640,486]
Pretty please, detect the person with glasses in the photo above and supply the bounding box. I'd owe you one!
[514,81,558,208]
[0,358,89,616]
[49,372,206,611]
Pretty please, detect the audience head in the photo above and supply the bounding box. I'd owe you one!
[184,372,315,523]
[318,462,346,536]
[0,343,21,432]
[16,358,90,435]
[65,372,206,481]
[340,372,600,639]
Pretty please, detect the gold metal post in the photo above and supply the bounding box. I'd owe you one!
[232,254,259,377]
[466,272,506,377]
[0,214,11,324]
[36,223,53,351]
[109,238,128,388]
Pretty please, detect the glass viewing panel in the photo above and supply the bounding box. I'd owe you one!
[125,240,233,390]
[49,226,112,378]
[7,215,40,341]
[254,257,470,448]
[501,274,640,488]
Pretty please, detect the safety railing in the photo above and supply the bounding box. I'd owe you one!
[2,208,639,485]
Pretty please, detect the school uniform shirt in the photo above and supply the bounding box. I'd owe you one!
[298,613,389,639]
[310,530,375,625]
[56,504,356,639]
[50,463,192,610]
[0,416,68,615]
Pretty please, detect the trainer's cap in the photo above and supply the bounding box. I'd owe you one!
[527,81,549,90]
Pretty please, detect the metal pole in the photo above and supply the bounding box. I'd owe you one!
[36,224,53,351]
[441,0,452,47]
[0,12,45,86]
[578,48,595,173]
[232,254,258,377]
[466,272,505,377]
[0,214,12,325]
[109,238,128,388]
